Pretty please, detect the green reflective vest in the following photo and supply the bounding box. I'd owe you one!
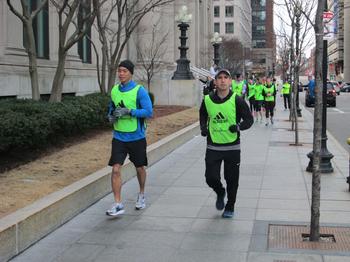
[248,84,256,99]
[264,85,275,102]
[254,84,264,101]
[232,80,244,96]
[204,94,237,144]
[111,84,140,132]
[282,82,291,94]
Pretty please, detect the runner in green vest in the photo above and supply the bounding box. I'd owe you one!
[231,73,246,97]
[200,68,253,218]
[247,78,256,115]
[282,80,291,110]
[254,78,264,122]
[263,77,277,125]
[106,60,153,217]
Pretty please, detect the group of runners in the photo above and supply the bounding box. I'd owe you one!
[105,60,292,219]
[204,73,292,126]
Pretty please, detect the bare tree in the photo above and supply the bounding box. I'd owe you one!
[95,0,174,93]
[49,0,98,102]
[7,0,49,101]
[136,19,168,93]
[276,0,315,145]
[220,38,251,75]
[307,0,325,242]
[277,0,326,242]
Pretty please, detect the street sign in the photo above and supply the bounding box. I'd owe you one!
[323,11,336,40]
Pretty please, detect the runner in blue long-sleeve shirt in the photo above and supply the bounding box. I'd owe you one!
[106,60,153,217]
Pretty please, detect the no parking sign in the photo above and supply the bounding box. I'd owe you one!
[323,11,336,40]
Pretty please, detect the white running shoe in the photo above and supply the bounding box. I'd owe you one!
[106,203,125,216]
[135,193,146,210]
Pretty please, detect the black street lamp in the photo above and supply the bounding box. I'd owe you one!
[210,32,222,66]
[172,6,194,80]
[306,1,334,173]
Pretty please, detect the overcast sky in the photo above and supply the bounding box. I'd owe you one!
[273,0,316,58]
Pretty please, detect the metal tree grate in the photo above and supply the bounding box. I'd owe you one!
[269,224,350,252]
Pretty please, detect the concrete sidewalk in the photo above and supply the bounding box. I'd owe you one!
[10,101,350,262]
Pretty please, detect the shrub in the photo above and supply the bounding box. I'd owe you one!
[0,93,110,153]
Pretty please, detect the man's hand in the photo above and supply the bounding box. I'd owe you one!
[108,115,116,124]
[229,124,240,133]
[201,128,208,137]
[113,107,130,117]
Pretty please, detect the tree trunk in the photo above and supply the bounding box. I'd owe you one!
[107,64,117,93]
[294,11,301,145]
[25,21,40,101]
[310,0,325,242]
[147,71,151,93]
[49,52,67,102]
[100,44,108,94]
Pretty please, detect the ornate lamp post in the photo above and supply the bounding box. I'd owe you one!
[210,32,222,66]
[172,6,194,80]
[306,1,334,173]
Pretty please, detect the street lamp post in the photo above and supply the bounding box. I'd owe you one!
[172,6,194,80]
[210,32,222,66]
[306,1,334,173]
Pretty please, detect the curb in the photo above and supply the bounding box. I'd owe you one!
[0,122,200,262]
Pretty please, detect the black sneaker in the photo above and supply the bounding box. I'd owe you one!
[222,210,234,218]
[215,192,225,210]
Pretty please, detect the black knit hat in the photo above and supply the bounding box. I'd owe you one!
[118,60,134,74]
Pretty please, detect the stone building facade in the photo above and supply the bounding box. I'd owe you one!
[251,0,276,76]
[0,1,213,104]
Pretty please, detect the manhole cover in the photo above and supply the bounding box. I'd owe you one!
[269,224,350,252]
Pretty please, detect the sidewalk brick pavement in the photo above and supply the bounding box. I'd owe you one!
[10,98,350,262]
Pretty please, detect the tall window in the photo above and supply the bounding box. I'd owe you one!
[225,22,234,34]
[214,6,220,17]
[23,0,49,59]
[214,23,220,34]
[225,6,234,17]
[78,1,92,63]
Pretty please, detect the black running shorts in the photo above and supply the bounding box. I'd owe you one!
[108,138,148,168]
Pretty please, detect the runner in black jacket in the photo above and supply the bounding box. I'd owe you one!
[199,69,253,218]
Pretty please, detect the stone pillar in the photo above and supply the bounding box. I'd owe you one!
[344,0,350,82]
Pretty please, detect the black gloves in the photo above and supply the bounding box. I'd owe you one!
[229,124,240,133]
[201,128,208,137]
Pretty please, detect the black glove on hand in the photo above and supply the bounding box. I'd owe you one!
[229,124,240,133]
[201,128,208,137]
[113,107,130,117]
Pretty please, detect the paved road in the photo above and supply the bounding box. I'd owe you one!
[300,91,350,153]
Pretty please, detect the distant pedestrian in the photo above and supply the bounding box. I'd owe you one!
[254,78,264,122]
[263,77,277,126]
[247,78,256,114]
[106,60,153,217]
[210,64,218,78]
[200,69,253,218]
[231,73,246,97]
[282,80,291,110]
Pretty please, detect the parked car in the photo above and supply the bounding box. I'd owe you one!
[305,82,337,107]
[340,84,350,92]
[329,81,341,95]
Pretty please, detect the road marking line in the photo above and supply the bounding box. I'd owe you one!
[332,108,345,113]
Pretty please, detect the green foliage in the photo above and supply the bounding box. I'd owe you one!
[0,93,110,153]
